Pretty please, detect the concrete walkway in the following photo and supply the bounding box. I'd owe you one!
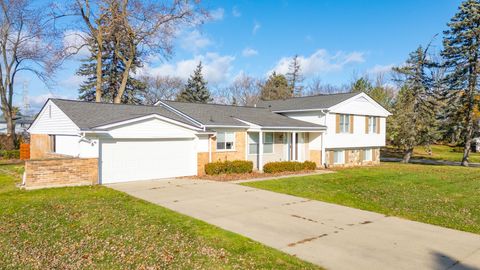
[109,179,480,270]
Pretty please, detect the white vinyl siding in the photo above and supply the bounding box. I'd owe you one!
[217,132,235,151]
[334,150,344,164]
[28,101,80,135]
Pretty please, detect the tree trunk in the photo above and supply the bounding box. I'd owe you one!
[4,111,16,150]
[113,57,133,104]
[402,148,413,163]
[461,120,473,167]
[95,31,103,102]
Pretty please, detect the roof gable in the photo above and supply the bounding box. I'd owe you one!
[257,92,360,112]
[329,93,391,116]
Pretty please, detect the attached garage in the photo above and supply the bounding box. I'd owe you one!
[100,138,197,184]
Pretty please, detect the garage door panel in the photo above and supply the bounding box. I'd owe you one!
[101,139,196,184]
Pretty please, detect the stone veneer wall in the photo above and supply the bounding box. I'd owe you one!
[326,148,380,168]
[24,158,98,189]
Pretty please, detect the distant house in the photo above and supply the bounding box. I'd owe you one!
[0,115,35,134]
[473,137,480,153]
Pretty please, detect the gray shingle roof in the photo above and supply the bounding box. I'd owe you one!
[163,101,325,129]
[257,92,360,111]
[51,99,200,129]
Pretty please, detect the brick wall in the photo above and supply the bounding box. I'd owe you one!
[30,134,51,159]
[197,152,209,175]
[210,131,246,161]
[308,150,322,168]
[24,157,98,189]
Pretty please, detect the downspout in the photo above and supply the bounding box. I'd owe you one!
[320,109,329,168]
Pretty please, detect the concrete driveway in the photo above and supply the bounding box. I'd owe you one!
[109,179,480,270]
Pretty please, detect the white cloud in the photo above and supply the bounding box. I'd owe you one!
[63,30,89,58]
[367,64,394,74]
[232,6,241,17]
[179,29,212,52]
[210,8,224,21]
[242,47,258,57]
[268,49,365,76]
[29,93,70,110]
[252,21,261,35]
[140,52,235,84]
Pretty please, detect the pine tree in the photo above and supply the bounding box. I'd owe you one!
[441,0,480,166]
[176,62,212,103]
[390,46,438,162]
[351,77,373,93]
[260,72,292,100]
[286,55,304,97]
[77,40,145,104]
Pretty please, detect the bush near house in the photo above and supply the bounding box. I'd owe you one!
[0,150,20,159]
[263,161,317,173]
[205,160,254,175]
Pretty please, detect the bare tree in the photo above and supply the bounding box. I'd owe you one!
[75,0,109,102]
[286,54,303,97]
[110,0,206,104]
[140,75,183,104]
[304,76,348,96]
[0,0,64,149]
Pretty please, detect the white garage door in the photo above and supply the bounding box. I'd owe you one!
[100,139,197,184]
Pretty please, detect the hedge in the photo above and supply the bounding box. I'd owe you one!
[263,161,317,173]
[205,160,253,175]
[0,150,20,160]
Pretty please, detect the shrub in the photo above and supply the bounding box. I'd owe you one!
[205,160,253,175]
[0,150,20,160]
[263,161,317,173]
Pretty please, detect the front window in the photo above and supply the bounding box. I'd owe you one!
[368,116,377,133]
[340,114,350,133]
[217,132,235,150]
[248,133,259,154]
[364,149,372,161]
[334,150,344,164]
[263,132,274,154]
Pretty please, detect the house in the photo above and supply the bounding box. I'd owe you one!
[26,92,390,186]
[0,114,35,134]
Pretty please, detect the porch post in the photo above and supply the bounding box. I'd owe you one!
[292,132,296,161]
[321,132,326,167]
[259,131,264,171]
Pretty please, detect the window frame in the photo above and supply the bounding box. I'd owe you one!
[248,132,259,155]
[364,148,372,161]
[339,114,350,133]
[333,150,345,164]
[216,131,235,151]
[263,132,274,154]
[368,116,377,134]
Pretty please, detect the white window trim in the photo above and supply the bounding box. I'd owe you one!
[364,148,372,161]
[216,131,236,152]
[339,114,350,134]
[334,150,345,164]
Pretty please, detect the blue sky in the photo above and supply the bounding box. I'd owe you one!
[21,0,461,112]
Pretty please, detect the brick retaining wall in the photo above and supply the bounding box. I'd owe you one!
[24,157,98,189]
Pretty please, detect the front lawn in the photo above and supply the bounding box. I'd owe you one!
[243,163,480,235]
[0,165,318,269]
[382,144,480,163]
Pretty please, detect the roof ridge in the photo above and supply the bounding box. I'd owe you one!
[261,91,359,102]
[51,98,167,109]
[164,100,268,109]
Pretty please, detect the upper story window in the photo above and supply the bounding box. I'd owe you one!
[366,116,379,134]
[339,114,350,133]
[217,132,235,151]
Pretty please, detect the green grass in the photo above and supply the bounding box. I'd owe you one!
[0,165,318,269]
[243,163,480,235]
[382,144,480,163]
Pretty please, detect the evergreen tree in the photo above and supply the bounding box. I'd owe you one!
[351,77,373,93]
[77,40,145,104]
[286,55,304,97]
[350,75,394,110]
[390,46,438,163]
[260,72,292,100]
[441,0,480,166]
[176,62,212,103]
